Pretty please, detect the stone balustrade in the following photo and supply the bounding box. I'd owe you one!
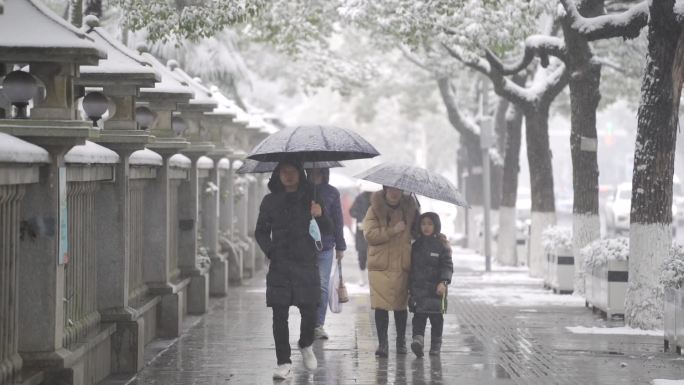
[0,3,275,384]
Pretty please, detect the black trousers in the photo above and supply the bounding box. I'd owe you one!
[272,304,316,365]
[357,248,367,270]
[412,312,444,339]
[375,309,407,341]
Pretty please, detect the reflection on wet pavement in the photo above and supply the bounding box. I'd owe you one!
[112,248,684,385]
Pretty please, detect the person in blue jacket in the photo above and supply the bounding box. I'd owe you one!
[307,167,347,340]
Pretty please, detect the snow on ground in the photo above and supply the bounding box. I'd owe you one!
[456,284,586,307]
[651,380,684,385]
[451,247,585,307]
[566,326,663,337]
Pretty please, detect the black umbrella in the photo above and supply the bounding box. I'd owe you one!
[247,125,379,162]
[236,159,343,174]
[355,163,469,207]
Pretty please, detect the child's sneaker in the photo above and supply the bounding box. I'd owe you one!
[411,335,424,357]
[272,363,292,379]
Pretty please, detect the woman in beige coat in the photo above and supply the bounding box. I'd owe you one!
[363,186,418,357]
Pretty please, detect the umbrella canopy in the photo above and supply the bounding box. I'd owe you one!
[247,125,379,162]
[355,163,469,207]
[236,159,343,174]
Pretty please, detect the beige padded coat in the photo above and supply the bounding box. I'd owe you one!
[363,191,418,311]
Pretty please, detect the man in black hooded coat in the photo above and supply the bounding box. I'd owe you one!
[255,160,331,378]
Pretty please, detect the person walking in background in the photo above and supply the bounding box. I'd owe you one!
[363,186,418,357]
[408,212,453,357]
[350,189,372,286]
[307,167,346,341]
[255,161,332,379]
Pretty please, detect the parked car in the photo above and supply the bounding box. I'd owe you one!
[604,183,631,235]
[673,178,684,225]
[605,182,678,235]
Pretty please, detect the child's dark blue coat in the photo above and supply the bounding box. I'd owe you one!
[409,212,454,314]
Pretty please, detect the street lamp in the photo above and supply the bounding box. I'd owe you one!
[2,70,38,119]
[135,105,156,130]
[82,91,109,127]
[171,115,187,137]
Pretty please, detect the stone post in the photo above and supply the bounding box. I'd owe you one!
[177,154,209,314]
[205,156,228,296]
[94,146,148,374]
[17,147,70,360]
[144,151,187,338]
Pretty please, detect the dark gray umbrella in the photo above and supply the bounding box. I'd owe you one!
[247,125,379,162]
[236,159,343,174]
[355,163,469,207]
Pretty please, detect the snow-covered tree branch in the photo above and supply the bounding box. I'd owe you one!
[436,77,481,140]
[499,35,567,75]
[559,0,648,41]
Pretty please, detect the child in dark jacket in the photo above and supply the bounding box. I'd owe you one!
[408,212,453,357]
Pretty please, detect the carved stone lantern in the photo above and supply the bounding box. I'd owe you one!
[136,44,192,152]
[77,15,159,148]
[166,60,216,156]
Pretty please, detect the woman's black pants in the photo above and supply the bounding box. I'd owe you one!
[272,305,316,365]
[375,309,407,341]
[412,312,444,339]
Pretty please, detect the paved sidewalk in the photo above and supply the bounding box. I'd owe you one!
[115,248,684,385]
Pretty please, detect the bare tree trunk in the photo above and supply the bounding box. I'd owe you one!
[525,106,557,277]
[562,0,604,294]
[498,104,524,266]
[68,0,83,27]
[84,0,102,18]
[627,1,684,329]
[437,77,503,249]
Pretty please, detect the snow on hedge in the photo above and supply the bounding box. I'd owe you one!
[541,226,572,254]
[581,237,629,270]
[660,244,684,289]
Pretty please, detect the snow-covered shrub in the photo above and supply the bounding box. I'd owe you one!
[541,226,572,254]
[581,237,629,271]
[204,181,219,196]
[197,246,212,269]
[661,244,684,289]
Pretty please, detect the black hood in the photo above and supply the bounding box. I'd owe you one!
[419,212,442,236]
[267,160,310,193]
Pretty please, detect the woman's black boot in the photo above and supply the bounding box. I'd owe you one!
[375,336,389,357]
[375,310,389,357]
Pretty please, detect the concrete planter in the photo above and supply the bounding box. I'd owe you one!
[585,259,628,319]
[677,288,684,354]
[550,247,574,295]
[665,286,677,352]
[516,235,527,267]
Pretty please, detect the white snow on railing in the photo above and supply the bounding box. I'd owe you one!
[0,132,49,163]
[130,148,162,166]
[65,140,119,164]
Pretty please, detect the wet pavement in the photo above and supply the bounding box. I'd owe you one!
[106,248,684,385]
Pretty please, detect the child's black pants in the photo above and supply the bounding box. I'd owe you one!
[412,313,444,339]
